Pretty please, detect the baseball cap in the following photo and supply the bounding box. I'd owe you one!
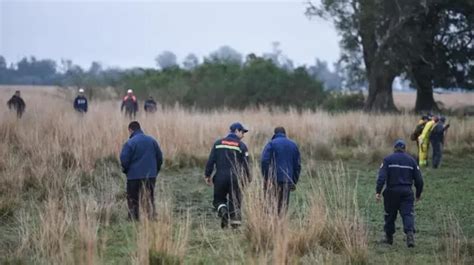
[393,139,406,149]
[127,89,133,93]
[79,88,84,93]
[230,122,249,133]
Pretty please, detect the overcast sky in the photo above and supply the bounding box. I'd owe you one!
[0,0,340,69]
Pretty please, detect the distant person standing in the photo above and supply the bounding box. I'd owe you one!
[121,89,138,118]
[410,115,430,159]
[120,121,163,220]
[204,122,250,228]
[376,139,423,248]
[430,116,449,168]
[7,90,26,118]
[73,88,88,113]
[144,96,157,113]
[261,126,301,215]
[418,115,437,167]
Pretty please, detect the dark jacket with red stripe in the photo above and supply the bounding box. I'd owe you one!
[205,133,250,181]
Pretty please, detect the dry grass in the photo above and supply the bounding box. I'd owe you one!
[393,91,474,110]
[0,86,473,264]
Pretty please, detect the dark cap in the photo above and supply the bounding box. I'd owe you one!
[230,122,248,133]
[421,115,429,121]
[393,139,406,149]
[440,116,446,122]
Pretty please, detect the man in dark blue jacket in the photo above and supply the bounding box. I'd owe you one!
[73,88,88,113]
[430,116,449,168]
[376,139,424,247]
[120,121,163,220]
[205,122,250,228]
[261,127,301,214]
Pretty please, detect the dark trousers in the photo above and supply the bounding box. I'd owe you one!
[213,176,242,221]
[431,140,443,168]
[125,109,136,119]
[383,187,415,235]
[264,182,292,215]
[127,178,156,221]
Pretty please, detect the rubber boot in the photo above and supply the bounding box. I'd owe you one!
[380,233,393,245]
[406,231,415,248]
[217,205,229,229]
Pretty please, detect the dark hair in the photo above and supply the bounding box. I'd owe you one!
[274,126,286,135]
[128,121,141,131]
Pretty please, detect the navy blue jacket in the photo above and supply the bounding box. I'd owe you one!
[120,129,163,180]
[205,133,250,180]
[261,133,301,184]
[376,151,424,198]
[74,96,88,112]
[430,122,445,143]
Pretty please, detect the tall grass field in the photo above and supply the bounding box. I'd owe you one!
[1,86,473,264]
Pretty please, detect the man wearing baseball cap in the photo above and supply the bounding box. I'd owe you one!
[121,89,138,118]
[376,139,424,248]
[73,88,88,113]
[204,122,250,228]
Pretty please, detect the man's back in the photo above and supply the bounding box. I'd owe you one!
[261,133,301,184]
[120,130,163,180]
[377,151,423,196]
[74,96,88,112]
[8,95,25,111]
[205,134,249,180]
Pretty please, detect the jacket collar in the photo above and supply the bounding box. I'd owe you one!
[226,133,240,140]
[130,129,144,139]
[272,132,286,140]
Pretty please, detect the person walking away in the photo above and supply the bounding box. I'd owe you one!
[430,116,449,168]
[261,127,301,215]
[7,90,26,118]
[121,89,138,118]
[376,139,424,248]
[73,88,88,113]
[418,115,437,167]
[204,122,250,228]
[120,121,163,220]
[144,96,157,113]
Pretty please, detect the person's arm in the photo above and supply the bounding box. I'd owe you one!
[119,142,133,174]
[204,143,217,184]
[84,98,88,112]
[240,142,251,182]
[261,142,273,182]
[413,164,424,200]
[293,145,301,185]
[120,100,125,111]
[20,98,25,112]
[376,159,388,196]
[154,140,163,173]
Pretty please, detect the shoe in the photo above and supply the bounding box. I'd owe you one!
[380,234,393,245]
[229,219,241,229]
[406,232,415,248]
[217,205,229,229]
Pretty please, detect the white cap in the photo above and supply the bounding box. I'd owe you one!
[127,89,133,93]
[79,88,84,93]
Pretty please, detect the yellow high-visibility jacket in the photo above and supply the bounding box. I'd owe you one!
[418,120,435,143]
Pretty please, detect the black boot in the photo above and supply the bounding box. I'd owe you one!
[380,233,393,245]
[406,232,415,248]
[217,205,229,229]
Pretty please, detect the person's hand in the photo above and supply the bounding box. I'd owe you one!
[290,184,296,191]
[375,193,382,203]
[416,196,421,203]
[204,176,213,186]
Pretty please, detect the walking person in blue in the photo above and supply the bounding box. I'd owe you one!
[204,122,250,228]
[73,88,88,113]
[430,116,449,168]
[261,126,301,215]
[376,139,424,247]
[120,121,163,221]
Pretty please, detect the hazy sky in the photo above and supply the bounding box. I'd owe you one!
[0,0,340,69]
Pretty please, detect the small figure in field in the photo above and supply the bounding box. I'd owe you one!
[73,88,88,113]
[121,89,138,118]
[7,90,26,118]
[120,121,163,221]
[144,96,157,114]
[410,115,430,160]
[418,115,438,167]
[204,122,250,228]
[376,139,424,248]
[430,116,450,168]
[261,126,301,215]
